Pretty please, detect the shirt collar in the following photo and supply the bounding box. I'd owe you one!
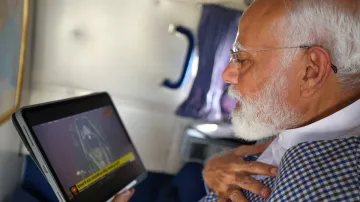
[255,98,360,178]
[279,98,360,150]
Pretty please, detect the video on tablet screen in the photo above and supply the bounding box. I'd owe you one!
[32,106,136,200]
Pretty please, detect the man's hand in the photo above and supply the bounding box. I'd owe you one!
[112,189,135,202]
[203,143,278,202]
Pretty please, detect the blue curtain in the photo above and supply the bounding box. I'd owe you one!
[176,5,241,122]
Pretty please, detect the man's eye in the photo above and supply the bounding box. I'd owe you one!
[238,59,247,64]
[230,53,249,66]
[233,58,247,65]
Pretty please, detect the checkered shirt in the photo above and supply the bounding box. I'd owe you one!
[200,136,360,202]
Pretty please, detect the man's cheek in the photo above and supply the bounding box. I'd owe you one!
[237,75,260,97]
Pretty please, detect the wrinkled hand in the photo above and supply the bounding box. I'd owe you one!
[112,189,135,202]
[203,143,278,202]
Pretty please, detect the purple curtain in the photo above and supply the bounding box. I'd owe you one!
[176,5,241,122]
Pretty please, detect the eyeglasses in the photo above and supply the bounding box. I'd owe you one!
[230,45,338,73]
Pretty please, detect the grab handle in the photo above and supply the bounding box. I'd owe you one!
[162,25,195,89]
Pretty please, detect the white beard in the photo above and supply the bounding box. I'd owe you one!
[229,71,302,141]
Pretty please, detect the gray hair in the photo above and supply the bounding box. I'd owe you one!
[283,0,360,89]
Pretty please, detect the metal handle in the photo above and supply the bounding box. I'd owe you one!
[162,25,195,89]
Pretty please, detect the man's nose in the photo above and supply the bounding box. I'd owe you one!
[222,62,239,85]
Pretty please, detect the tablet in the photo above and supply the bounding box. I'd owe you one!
[12,92,147,202]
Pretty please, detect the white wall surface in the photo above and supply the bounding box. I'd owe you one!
[0,121,25,202]
[29,0,203,174]
[0,122,23,202]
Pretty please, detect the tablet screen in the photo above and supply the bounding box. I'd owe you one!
[24,94,146,202]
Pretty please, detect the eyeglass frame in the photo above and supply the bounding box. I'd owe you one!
[229,45,338,73]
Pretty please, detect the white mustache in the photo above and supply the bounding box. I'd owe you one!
[227,85,243,103]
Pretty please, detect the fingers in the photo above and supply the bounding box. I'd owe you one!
[234,174,271,198]
[112,189,135,202]
[227,188,249,202]
[233,143,271,156]
[239,161,278,176]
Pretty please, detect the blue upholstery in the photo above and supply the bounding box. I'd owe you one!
[8,187,41,202]
[22,156,58,202]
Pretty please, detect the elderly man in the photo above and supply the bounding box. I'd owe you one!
[200,0,360,201]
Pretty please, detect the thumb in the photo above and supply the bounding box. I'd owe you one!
[112,189,135,202]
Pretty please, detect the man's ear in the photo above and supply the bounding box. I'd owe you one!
[300,47,333,97]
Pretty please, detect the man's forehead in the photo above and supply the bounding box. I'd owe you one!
[236,0,288,49]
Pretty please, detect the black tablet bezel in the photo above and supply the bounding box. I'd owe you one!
[21,92,146,202]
